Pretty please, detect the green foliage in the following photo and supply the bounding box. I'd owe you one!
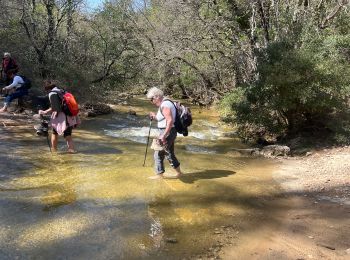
[219,88,245,122]
[221,34,350,140]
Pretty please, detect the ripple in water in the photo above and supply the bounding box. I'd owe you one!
[187,128,223,140]
[104,127,158,144]
[104,118,227,143]
[184,145,217,154]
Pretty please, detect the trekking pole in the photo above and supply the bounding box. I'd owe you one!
[40,114,52,153]
[46,133,52,153]
[143,119,152,167]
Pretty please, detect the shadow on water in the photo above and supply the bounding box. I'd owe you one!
[179,169,236,184]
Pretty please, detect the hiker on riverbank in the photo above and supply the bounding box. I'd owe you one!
[1,52,19,85]
[0,70,28,113]
[38,80,79,153]
[147,87,182,179]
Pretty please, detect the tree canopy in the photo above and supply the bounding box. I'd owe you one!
[1,0,349,142]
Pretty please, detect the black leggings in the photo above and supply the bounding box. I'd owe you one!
[52,126,73,137]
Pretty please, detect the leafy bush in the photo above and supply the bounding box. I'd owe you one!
[220,35,350,142]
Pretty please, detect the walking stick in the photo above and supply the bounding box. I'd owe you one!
[40,114,52,153]
[143,119,152,166]
[46,133,52,153]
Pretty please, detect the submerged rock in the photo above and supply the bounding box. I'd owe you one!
[231,148,260,156]
[81,103,113,117]
[260,145,290,157]
[232,145,290,157]
[165,237,178,243]
[128,109,137,116]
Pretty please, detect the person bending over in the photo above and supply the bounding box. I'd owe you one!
[38,80,80,153]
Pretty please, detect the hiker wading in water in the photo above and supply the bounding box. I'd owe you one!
[147,87,182,179]
[38,80,80,153]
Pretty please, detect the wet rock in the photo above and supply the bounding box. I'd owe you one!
[231,145,290,157]
[260,145,290,157]
[128,110,137,116]
[81,103,113,117]
[118,92,133,99]
[85,111,97,117]
[222,131,237,138]
[231,148,260,156]
[165,237,178,243]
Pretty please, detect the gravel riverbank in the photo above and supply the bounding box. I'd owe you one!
[218,146,350,259]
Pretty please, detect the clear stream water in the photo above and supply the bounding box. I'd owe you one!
[0,97,279,259]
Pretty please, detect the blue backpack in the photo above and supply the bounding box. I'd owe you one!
[19,75,32,89]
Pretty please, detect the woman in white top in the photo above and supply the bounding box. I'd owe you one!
[147,87,182,179]
[0,70,27,113]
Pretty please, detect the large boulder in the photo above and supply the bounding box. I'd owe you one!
[232,145,290,157]
[80,102,113,117]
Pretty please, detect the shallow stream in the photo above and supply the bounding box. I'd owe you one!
[0,97,280,259]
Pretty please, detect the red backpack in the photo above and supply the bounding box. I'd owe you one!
[52,89,79,116]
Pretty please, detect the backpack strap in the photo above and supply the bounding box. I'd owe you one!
[159,98,177,117]
[49,88,64,113]
[50,88,65,100]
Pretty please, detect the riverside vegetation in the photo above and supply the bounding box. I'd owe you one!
[1,0,349,148]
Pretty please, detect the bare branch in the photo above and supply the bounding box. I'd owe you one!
[320,0,349,29]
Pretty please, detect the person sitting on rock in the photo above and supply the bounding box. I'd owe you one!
[0,70,28,113]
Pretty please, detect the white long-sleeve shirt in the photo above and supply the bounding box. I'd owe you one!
[4,75,24,90]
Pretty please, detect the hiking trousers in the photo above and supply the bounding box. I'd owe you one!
[154,127,180,175]
[5,88,28,105]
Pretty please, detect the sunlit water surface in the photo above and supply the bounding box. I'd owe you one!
[0,97,279,259]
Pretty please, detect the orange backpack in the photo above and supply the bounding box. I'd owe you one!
[52,89,79,116]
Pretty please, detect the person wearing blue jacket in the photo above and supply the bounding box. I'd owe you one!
[0,70,28,113]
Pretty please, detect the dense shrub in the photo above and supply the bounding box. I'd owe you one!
[220,35,350,142]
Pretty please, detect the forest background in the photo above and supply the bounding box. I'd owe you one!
[1,0,349,144]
